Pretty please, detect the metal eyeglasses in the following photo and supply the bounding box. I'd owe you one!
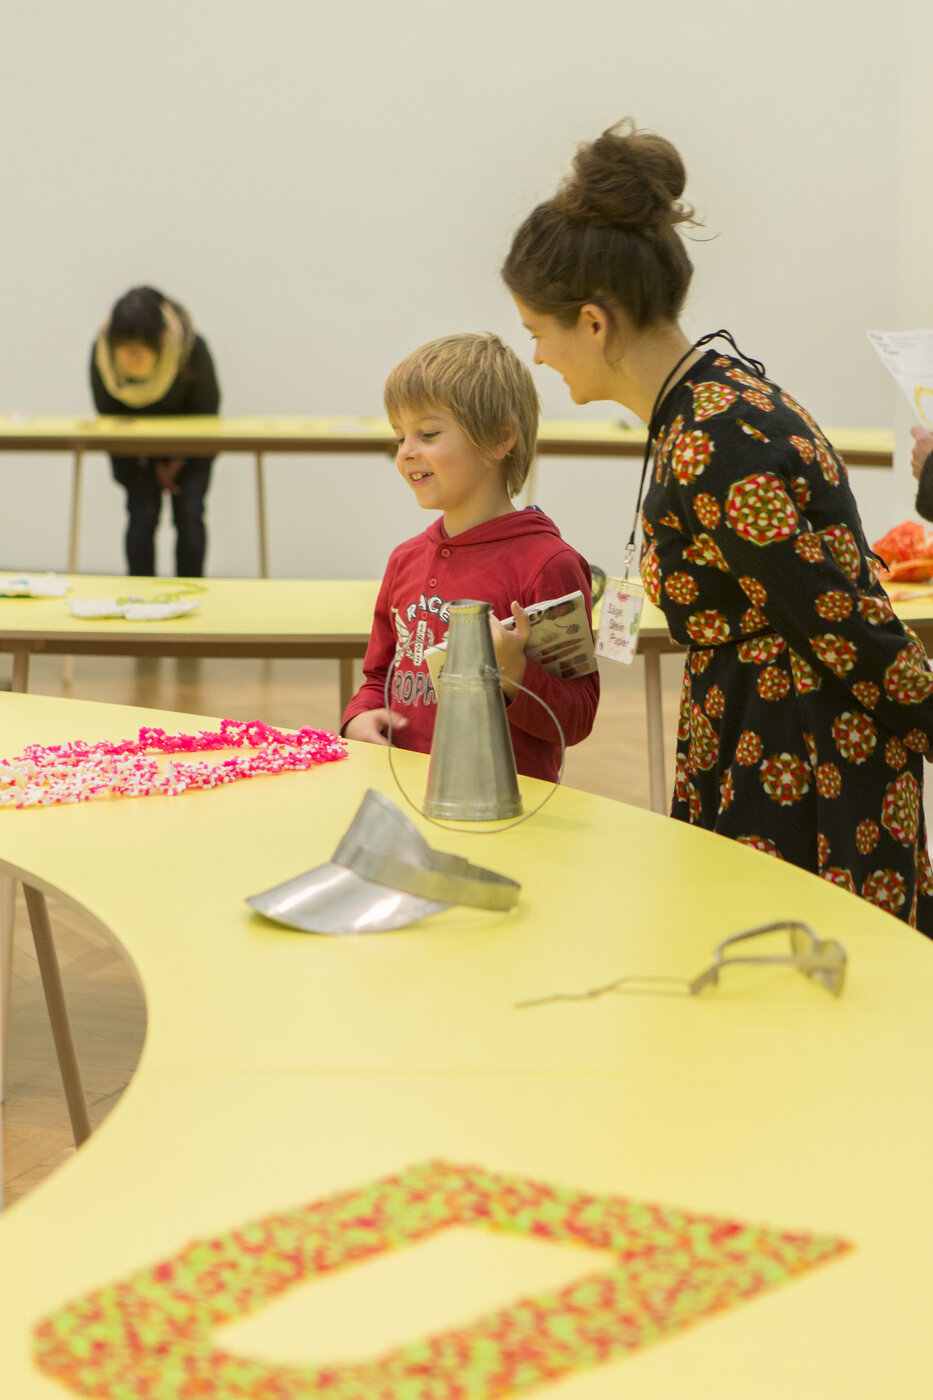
[686,921,846,998]
[517,921,847,1008]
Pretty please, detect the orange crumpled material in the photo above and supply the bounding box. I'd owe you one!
[872,521,933,581]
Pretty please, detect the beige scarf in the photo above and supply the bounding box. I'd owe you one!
[94,300,194,408]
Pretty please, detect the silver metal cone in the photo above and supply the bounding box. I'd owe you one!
[423,599,522,821]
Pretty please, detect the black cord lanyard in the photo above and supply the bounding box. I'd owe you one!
[623,329,767,579]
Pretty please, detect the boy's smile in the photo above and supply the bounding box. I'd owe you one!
[392,407,515,536]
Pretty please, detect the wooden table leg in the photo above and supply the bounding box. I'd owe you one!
[22,884,92,1147]
[255,452,269,579]
[62,448,84,688]
[339,658,354,715]
[0,642,27,1097]
[11,650,30,693]
[643,647,668,815]
[68,449,83,573]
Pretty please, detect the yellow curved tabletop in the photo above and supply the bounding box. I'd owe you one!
[0,691,931,1396]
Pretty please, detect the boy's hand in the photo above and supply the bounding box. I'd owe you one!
[910,426,933,481]
[343,709,408,745]
[489,601,531,699]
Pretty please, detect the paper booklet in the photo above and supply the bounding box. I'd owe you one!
[425,589,597,691]
[867,329,933,428]
[0,573,70,598]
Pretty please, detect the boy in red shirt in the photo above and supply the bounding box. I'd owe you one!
[342,333,599,781]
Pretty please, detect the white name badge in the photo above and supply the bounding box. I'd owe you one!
[596,579,644,665]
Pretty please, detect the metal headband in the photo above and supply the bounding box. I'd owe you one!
[348,847,520,911]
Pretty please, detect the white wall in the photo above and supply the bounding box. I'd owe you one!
[0,0,925,578]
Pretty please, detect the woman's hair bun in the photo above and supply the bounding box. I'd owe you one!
[553,119,693,238]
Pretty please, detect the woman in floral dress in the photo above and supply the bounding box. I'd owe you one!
[503,120,933,935]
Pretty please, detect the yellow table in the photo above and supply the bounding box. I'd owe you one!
[0,690,932,1396]
[0,574,379,712]
[637,593,933,815]
[0,415,895,577]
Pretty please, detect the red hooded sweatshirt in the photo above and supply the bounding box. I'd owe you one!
[342,508,600,781]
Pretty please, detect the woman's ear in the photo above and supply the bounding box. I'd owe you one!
[579,303,611,346]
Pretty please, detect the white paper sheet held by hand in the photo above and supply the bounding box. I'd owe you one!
[867,329,933,427]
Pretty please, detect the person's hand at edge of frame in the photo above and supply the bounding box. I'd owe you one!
[909,427,933,481]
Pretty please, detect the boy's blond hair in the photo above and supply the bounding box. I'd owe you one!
[384,333,539,497]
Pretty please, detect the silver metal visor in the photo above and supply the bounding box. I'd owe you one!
[246,789,520,935]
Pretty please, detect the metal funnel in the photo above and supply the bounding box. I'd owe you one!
[423,599,522,821]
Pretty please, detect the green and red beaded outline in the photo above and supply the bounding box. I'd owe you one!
[34,1159,851,1399]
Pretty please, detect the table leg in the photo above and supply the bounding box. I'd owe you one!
[339,658,354,716]
[643,648,668,815]
[255,451,269,579]
[63,448,83,688]
[22,884,92,1147]
[68,449,83,573]
[11,650,30,693]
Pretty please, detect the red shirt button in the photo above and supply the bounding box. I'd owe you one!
[428,578,437,587]
[441,547,451,557]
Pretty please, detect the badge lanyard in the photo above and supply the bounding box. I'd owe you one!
[596,329,766,666]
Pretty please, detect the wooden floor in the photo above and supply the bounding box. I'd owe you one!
[1,651,684,1209]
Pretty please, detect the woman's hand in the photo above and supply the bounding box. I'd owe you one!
[343,709,408,745]
[910,427,933,481]
[489,601,531,699]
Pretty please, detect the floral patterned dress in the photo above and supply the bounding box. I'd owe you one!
[641,349,933,935]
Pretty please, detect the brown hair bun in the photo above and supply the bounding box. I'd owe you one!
[502,118,698,331]
[553,120,693,239]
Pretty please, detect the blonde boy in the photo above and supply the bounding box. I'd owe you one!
[342,333,599,780]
